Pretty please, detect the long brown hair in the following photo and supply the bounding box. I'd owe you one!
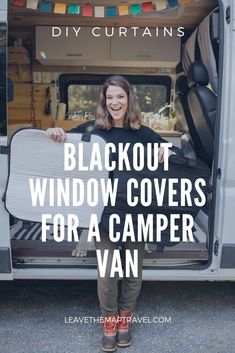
[95,75,142,130]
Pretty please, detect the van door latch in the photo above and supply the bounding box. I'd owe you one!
[226,6,230,24]
[0,145,9,155]
[214,240,219,256]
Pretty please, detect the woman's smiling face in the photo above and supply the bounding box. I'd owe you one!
[106,85,128,127]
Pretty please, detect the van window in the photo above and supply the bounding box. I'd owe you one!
[59,74,172,129]
[68,84,101,120]
[68,83,167,120]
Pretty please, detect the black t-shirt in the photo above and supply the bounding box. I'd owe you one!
[69,121,210,244]
[69,120,184,155]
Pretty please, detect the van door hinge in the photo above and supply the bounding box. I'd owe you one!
[226,6,231,24]
[214,240,219,256]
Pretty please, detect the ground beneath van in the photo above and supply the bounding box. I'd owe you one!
[0,280,234,353]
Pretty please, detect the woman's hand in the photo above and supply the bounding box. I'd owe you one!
[47,128,67,142]
[158,147,176,163]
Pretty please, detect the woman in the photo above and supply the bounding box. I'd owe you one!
[47,75,176,352]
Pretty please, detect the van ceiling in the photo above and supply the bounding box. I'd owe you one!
[9,0,218,29]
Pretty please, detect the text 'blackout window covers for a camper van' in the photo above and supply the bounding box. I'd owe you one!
[59,74,171,123]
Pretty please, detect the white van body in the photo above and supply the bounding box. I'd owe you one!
[1,0,235,281]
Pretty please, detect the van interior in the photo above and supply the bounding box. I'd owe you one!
[6,0,220,271]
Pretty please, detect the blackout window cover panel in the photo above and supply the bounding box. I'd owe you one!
[5,128,108,226]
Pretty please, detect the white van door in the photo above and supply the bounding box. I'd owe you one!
[0,136,13,280]
[0,7,13,279]
[214,0,235,275]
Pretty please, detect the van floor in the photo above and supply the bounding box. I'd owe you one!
[10,217,209,266]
